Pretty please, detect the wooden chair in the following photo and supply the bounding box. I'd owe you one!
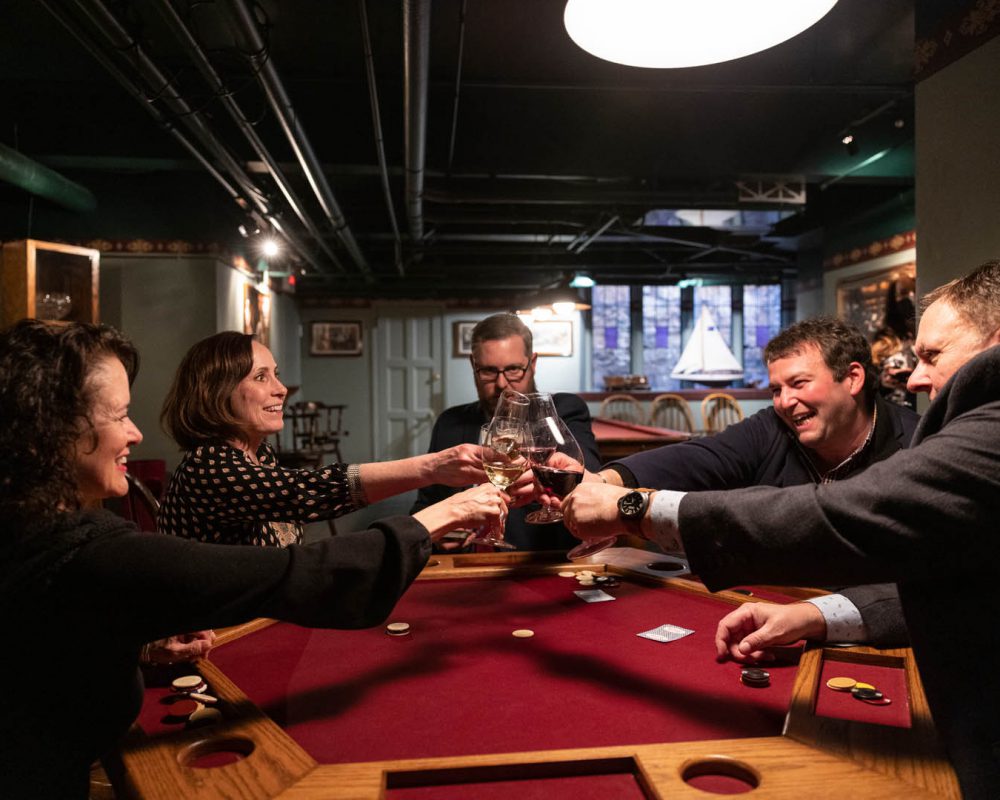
[104,471,161,532]
[598,394,647,424]
[701,392,744,434]
[649,393,697,434]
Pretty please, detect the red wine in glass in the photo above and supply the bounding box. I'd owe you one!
[533,464,584,498]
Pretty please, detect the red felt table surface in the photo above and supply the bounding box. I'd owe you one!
[138,575,798,764]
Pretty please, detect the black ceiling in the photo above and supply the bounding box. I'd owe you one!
[1,0,915,300]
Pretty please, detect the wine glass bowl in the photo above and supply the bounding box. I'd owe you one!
[467,410,527,550]
[523,393,584,526]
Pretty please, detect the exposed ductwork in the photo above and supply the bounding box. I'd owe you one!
[0,142,96,213]
[150,0,346,273]
[404,0,431,245]
[221,0,372,278]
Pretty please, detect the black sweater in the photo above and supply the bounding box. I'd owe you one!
[0,509,430,799]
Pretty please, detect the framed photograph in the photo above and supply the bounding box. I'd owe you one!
[243,283,271,346]
[310,321,363,357]
[836,262,916,340]
[530,319,573,357]
[452,320,477,357]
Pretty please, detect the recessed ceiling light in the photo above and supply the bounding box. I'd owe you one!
[564,0,839,69]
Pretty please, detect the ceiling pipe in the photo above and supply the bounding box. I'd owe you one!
[221,0,372,278]
[404,0,431,244]
[0,142,97,213]
[151,0,345,273]
[38,0,327,274]
[66,0,270,216]
[446,0,468,176]
[570,215,619,254]
[359,0,404,275]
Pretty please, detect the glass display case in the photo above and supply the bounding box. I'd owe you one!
[1,239,100,326]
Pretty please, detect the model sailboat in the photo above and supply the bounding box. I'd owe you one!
[670,306,744,385]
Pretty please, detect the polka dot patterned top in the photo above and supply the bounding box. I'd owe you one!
[157,442,366,547]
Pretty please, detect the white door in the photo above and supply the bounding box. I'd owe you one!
[373,311,443,460]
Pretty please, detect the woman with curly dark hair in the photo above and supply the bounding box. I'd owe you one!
[0,320,506,799]
[158,331,491,546]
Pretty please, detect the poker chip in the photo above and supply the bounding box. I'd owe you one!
[557,571,576,578]
[187,707,223,727]
[578,579,595,586]
[386,622,411,636]
[171,675,206,693]
[577,570,594,578]
[851,687,882,701]
[740,667,771,688]
[853,682,876,691]
[861,696,892,706]
[826,676,857,692]
[512,629,535,638]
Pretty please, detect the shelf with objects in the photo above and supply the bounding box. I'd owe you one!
[1,239,100,327]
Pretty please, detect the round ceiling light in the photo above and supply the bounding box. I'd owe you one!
[564,0,839,69]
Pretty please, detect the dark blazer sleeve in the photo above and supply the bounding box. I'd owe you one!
[837,583,908,647]
[554,393,601,472]
[60,514,432,642]
[679,401,1000,590]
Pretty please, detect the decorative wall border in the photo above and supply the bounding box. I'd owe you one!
[915,0,1000,81]
[822,230,916,271]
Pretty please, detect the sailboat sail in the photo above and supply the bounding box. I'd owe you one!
[670,306,744,384]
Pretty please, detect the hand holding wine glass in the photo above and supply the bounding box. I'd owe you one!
[467,414,527,549]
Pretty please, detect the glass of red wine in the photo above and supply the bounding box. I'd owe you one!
[523,393,583,521]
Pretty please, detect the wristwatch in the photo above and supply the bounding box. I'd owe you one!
[617,489,653,521]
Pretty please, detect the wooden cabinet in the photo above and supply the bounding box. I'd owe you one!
[1,239,100,327]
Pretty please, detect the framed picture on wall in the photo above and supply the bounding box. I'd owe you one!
[243,283,271,346]
[310,321,363,356]
[836,262,916,340]
[452,320,477,357]
[530,319,573,357]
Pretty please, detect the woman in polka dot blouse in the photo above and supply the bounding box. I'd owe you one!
[158,332,496,547]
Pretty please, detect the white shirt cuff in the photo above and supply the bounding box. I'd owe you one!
[645,490,686,553]
[805,594,869,643]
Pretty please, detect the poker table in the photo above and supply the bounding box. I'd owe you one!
[591,417,691,461]
[115,549,959,799]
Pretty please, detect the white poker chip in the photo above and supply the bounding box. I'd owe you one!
[512,629,535,638]
[171,675,205,693]
[558,571,576,578]
[386,622,411,636]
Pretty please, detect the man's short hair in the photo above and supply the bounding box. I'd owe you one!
[470,313,533,355]
[764,316,877,399]
[920,259,1000,340]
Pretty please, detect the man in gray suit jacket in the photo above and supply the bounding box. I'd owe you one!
[564,260,1000,799]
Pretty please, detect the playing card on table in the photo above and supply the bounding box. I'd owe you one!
[574,589,616,603]
[637,623,695,643]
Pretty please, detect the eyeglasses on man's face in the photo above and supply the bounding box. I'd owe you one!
[473,363,529,382]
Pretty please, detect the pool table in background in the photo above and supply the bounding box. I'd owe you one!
[113,549,959,800]
[591,417,691,462]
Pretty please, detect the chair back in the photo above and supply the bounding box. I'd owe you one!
[701,392,744,434]
[598,394,647,424]
[104,471,161,532]
[649,393,697,434]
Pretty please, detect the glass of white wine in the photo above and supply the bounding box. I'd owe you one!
[467,414,527,549]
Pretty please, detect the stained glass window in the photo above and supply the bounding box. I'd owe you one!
[743,284,782,388]
[641,285,682,390]
[591,285,631,390]
[693,285,732,346]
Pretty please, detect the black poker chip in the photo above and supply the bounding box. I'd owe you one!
[740,667,771,687]
[852,687,882,701]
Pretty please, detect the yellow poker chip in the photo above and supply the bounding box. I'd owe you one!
[826,676,857,692]
[512,629,535,638]
[854,682,876,691]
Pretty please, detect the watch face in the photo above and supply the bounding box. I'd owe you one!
[619,491,644,518]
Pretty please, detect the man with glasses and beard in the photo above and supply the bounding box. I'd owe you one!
[412,313,600,550]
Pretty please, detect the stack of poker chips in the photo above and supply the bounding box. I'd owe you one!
[740,667,770,688]
[170,674,223,725]
[560,570,620,589]
[826,675,892,706]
